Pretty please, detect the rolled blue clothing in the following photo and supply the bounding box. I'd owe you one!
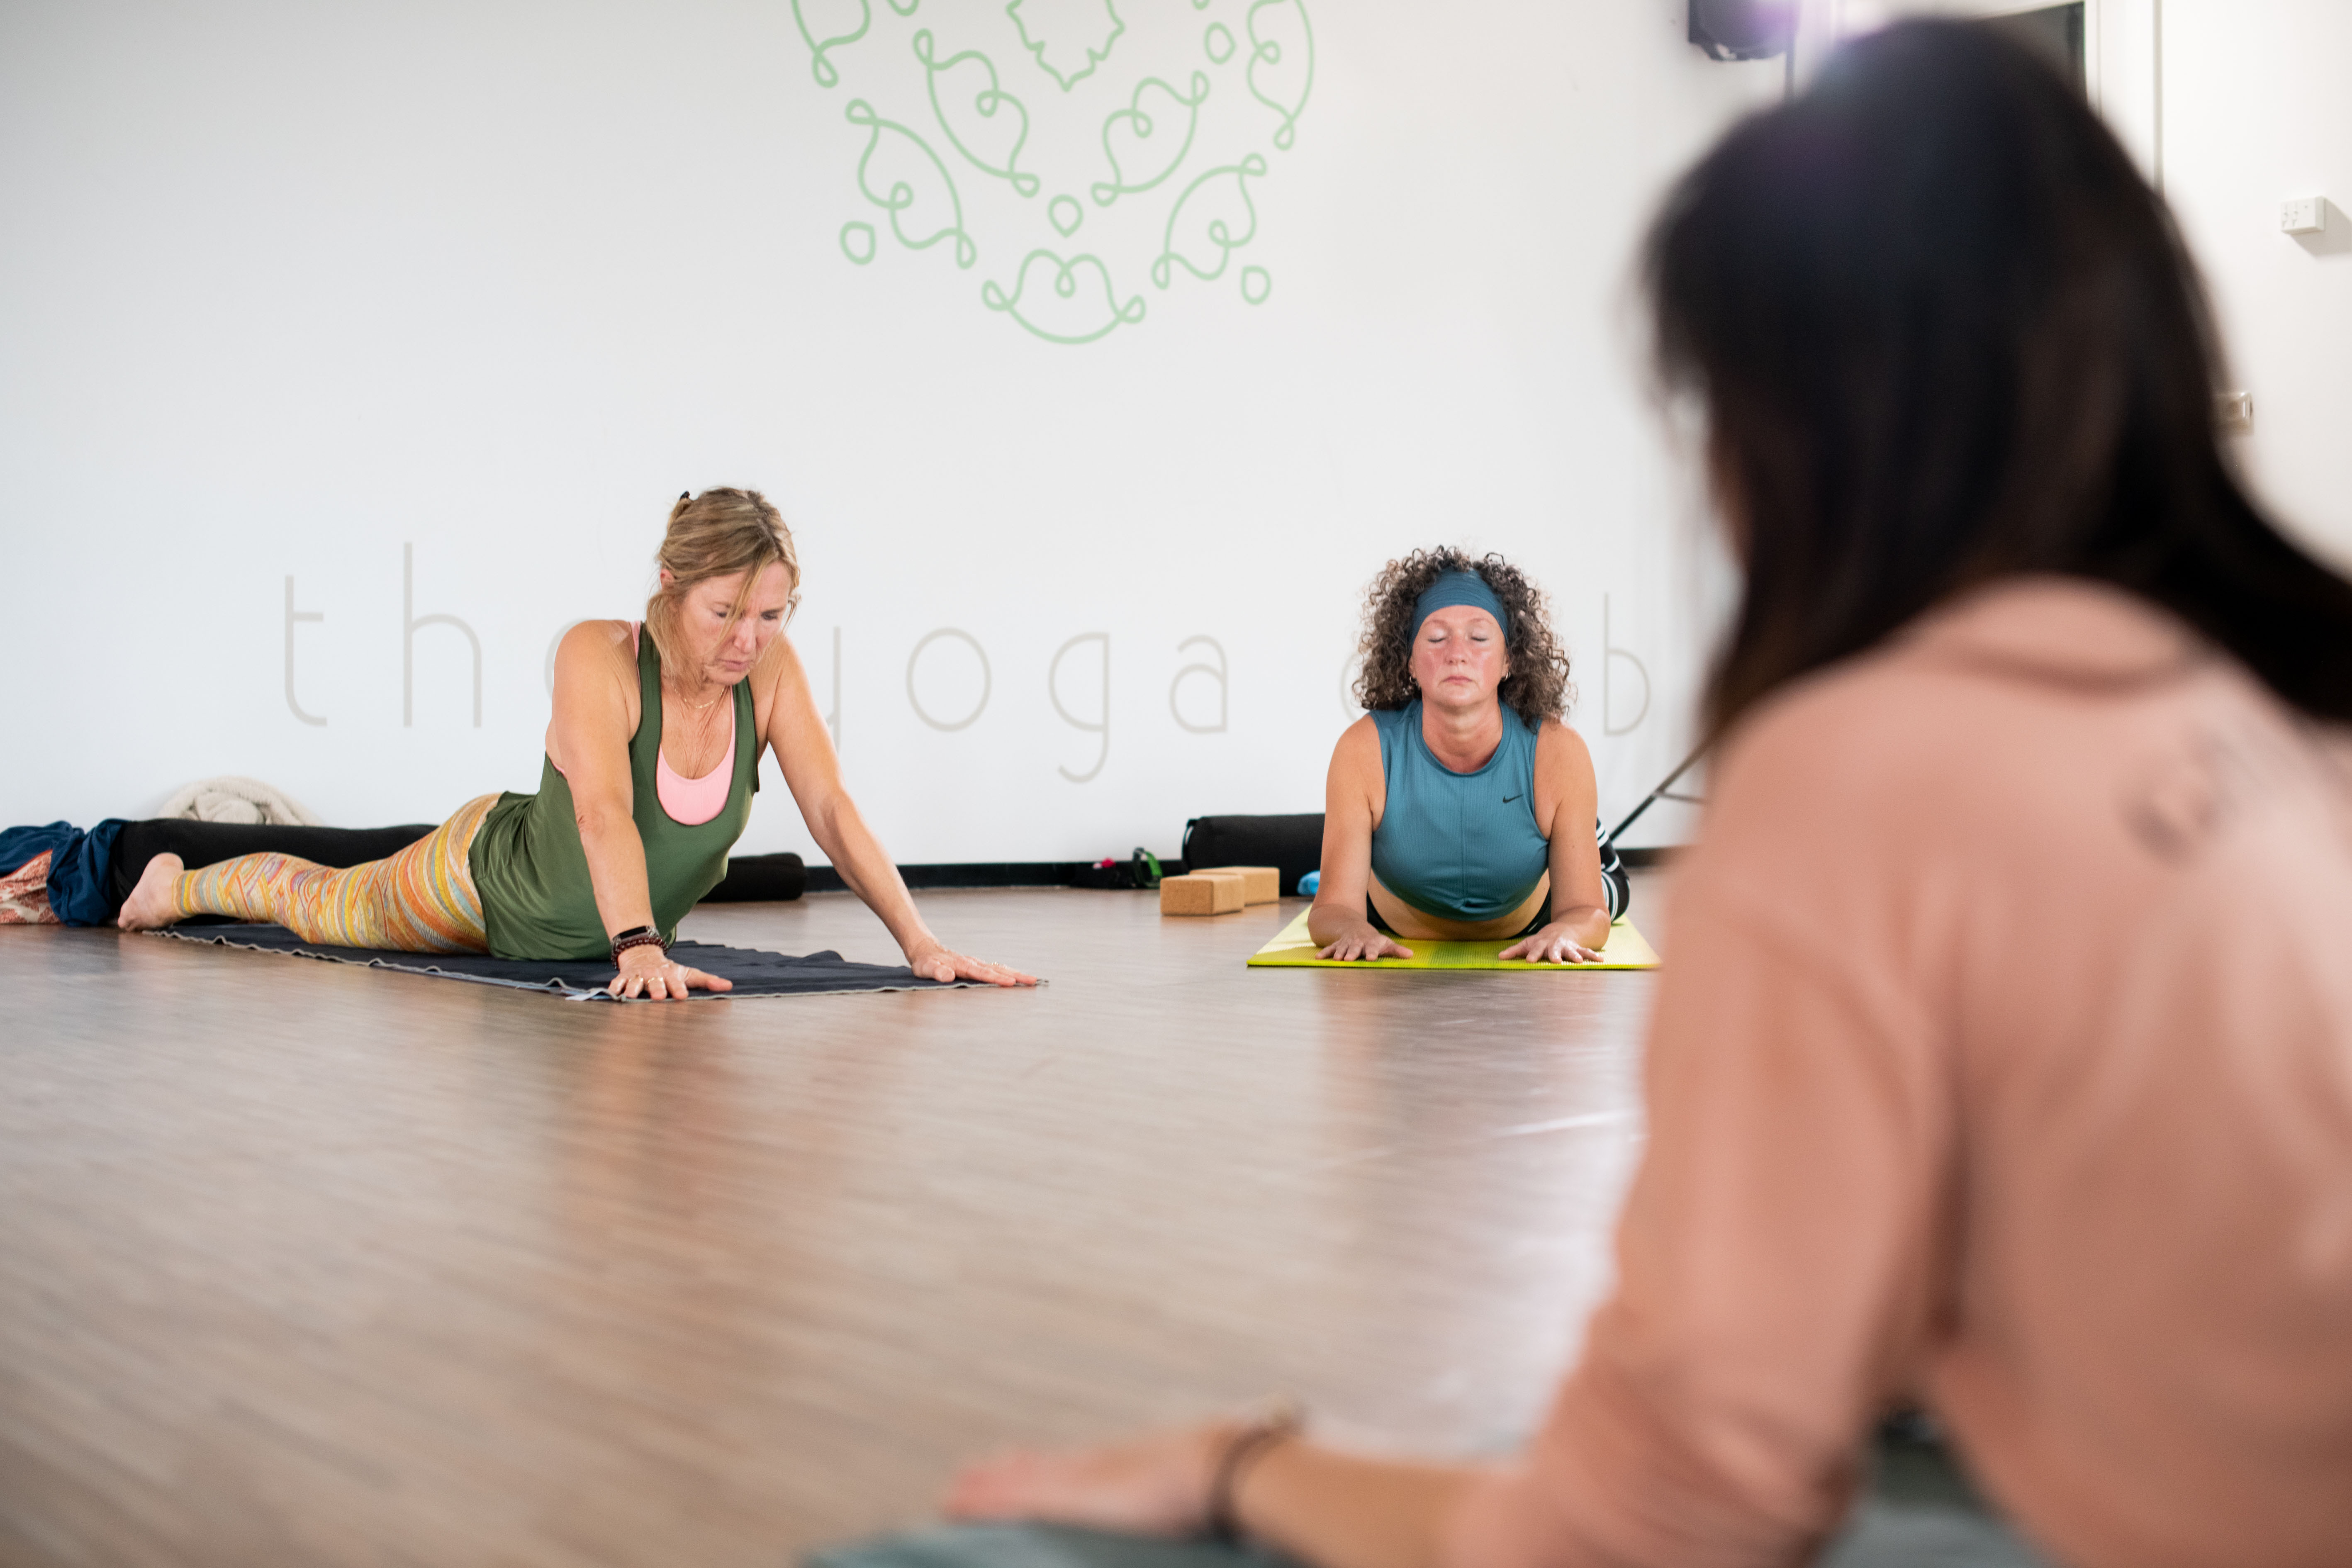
[0,823,77,878]
[1368,701,1549,923]
[1410,569,1510,643]
[0,819,126,926]
[1296,869,1320,897]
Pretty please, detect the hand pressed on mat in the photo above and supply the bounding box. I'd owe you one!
[946,1421,1240,1539]
[946,1419,1485,1568]
[1313,917,1414,963]
[903,937,1039,988]
[609,940,733,1000]
[1497,920,1605,965]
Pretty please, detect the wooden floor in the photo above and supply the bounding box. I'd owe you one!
[0,876,1667,1568]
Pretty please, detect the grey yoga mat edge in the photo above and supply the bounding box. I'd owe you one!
[806,1523,1289,1568]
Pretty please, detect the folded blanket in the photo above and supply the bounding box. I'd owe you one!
[158,775,320,826]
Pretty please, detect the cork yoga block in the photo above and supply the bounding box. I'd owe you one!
[1188,865,1280,905]
[1159,873,1247,916]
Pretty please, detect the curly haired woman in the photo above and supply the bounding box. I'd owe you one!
[1307,548,1627,964]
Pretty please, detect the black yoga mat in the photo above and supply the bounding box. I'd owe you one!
[152,925,984,1001]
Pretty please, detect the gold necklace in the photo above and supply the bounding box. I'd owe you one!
[665,682,726,772]
[667,679,726,712]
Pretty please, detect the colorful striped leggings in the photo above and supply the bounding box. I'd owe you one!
[170,794,500,952]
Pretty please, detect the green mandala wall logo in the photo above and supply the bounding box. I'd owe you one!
[794,0,1314,345]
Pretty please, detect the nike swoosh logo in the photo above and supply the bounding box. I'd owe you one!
[1502,794,1522,803]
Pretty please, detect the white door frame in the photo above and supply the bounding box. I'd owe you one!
[1792,0,2162,187]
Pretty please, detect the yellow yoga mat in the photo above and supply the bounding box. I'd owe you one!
[1246,909,1661,970]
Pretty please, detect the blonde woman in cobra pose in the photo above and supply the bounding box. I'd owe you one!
[120,489,1037,997]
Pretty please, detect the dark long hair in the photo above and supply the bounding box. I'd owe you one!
[1646,20,2352,731]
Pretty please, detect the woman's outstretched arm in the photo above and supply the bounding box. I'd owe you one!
[550,623,655,935]
[1500,722,1612,964]
[758,636,1036,987]
[550,621,733,999]
[1308,718,1413,960]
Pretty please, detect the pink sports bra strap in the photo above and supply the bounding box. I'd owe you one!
[643,622,736,826]
[561,622,734,825]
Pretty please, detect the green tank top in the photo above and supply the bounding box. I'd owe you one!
[469,631,759,960]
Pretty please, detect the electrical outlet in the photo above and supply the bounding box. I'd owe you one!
[2281,197,2325,235]
[2215,391,2253,433]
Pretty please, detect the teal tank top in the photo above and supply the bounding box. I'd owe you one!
[468,631,758,960]
[1368,700,1549,923]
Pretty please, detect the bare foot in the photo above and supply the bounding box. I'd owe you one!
[116,853,185,930]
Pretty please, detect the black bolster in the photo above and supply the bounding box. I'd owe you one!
[1181,813,1326,895]
[105,820,441,915]
[698,852,807,903]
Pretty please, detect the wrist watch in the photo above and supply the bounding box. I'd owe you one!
[610,925,668,964]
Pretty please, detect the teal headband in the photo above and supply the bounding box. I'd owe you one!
[1411,569,1509,643]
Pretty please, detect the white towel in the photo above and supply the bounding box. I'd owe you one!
[158,776,322,827]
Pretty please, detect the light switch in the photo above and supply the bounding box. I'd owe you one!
[2281,197,2325,235]
[2215,391,2253,433]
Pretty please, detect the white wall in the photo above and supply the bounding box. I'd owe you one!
[2160,1,2352,573]
[13,3,2335,866]
[0,1,1771,862]
[1852,0,2352,572]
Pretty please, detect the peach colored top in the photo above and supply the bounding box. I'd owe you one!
[1447,578,2352,1568]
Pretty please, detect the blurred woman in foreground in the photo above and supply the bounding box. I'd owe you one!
[947,22,2352,1568]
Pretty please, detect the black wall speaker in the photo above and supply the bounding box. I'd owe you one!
[1690,0,1797,62]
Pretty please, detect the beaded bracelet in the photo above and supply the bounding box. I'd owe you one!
[610,926,669,964]
[1206,1402,1304,1545]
